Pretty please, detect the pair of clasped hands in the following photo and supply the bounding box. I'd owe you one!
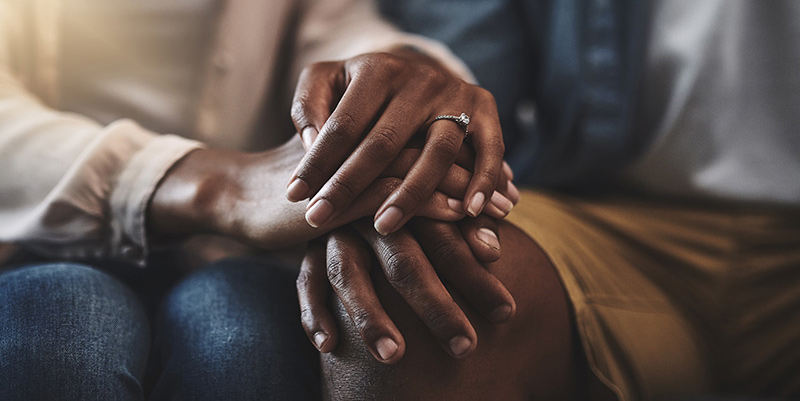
[288,49,520,364]
[150,48,518,363]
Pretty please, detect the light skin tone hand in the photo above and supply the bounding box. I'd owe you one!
[288,49,513,235]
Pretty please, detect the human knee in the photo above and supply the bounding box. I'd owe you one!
[0,263,149,346]
[0,263,149,400]
[153,257,319,399]
[159,257,300,336]
[321,222,574,400]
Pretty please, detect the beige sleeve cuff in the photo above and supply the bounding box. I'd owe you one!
[109,123,204,267]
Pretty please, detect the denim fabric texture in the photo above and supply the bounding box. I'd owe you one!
[0,264,150,400]
[380,0,652,189]
[0,258,319,400]
[149,258,320,400]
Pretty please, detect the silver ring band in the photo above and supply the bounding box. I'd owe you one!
[433,112,470,138]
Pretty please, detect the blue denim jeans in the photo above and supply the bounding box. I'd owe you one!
[0,257,320,400]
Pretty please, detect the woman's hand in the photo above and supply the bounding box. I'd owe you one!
[288,49,507,235]
[147,136,518,251]
[147,136,464,250]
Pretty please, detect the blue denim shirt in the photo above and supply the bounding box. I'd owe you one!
[380,0,651,190]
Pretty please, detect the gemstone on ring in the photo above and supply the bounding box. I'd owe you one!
[434,112,471,137]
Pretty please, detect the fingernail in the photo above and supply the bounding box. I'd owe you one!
[313,331,328,350]
[483,202,505,219]
[301,126,318,150]
[447,197,463,213]
[506,180,520,204]
[476,227,500,250]
[376,337,398,361]
[490,191,514,215]
[489,304,513,323]
[502,161,514,180]
[305,198,334,228]
[449,336,472,357]
[466,192,485,217]
[374,206,404,235]
[287,177,309,202]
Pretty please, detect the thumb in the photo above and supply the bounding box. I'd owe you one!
[290,62,344,150]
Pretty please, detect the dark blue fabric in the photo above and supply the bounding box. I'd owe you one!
[380,0,652,189]
[0,264,150,401]
[0,259,319,400]
[150,258,320,400]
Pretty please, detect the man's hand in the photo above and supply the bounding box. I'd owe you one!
[297,216,515,363]
[288,49,509,235]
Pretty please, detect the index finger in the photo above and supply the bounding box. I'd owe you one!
[287,63,390,204]
[291,62,341,150]
[324,227,406,364]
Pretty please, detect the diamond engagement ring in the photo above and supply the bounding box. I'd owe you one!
[434,112,471,138]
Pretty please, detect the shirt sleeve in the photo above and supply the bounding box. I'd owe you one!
[294,0,477,84]
[0,67,202,267]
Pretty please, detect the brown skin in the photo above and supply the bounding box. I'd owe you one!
[147,50,518,367]
[149,135,519,363]
[288,50,517,361]
[147,136,466,249]
[289,49,508,233]
[299,216,515,364]
[317,221,579,400]
[149,49,515,248]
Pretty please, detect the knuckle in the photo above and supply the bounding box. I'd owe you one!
[415,64,447,88]
[290,94,324,125]
[290,100,307,123]
[397,182,429,205]
[424,307,459,333]
[326,176,359,201]
[325,258,349,290]
[300,305,315,325]
[297,64,316,81]
[296,269,314,291]
[384,251,424,291]
[429,240,461,266]
[479,160,502,184]
[366,125,403,161]
[476,86,497,105]
[429,133,463,160]
[305,61,336,76]
[384,177,402,193]
[372,53,404,74]
[350,307,374,333]
[485,134,506,157]
[327,111,360,138]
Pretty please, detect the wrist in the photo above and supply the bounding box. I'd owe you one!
[147,148,242,242]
